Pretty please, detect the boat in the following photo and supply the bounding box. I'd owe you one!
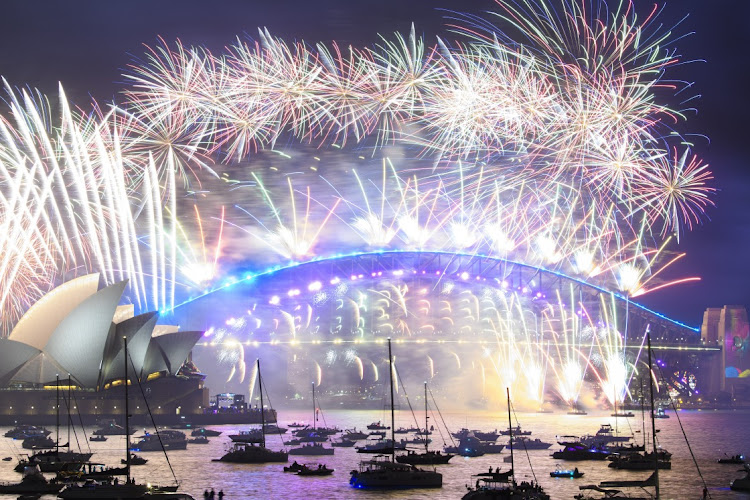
[550,466,584,478]
[284,461,305,472]
[462,388,549,500]
[131,430,187,451]
[608,451,671,470]
[652,407,669,419]
[366,421,389,430]
[580,424,632,447]
[92,420,134,436]
[190,428,221,437]
[444,436,486,457]
[4,426,51,440]
[394,427,410,434]
[552,442,611,461]
[297,464,334,476]
[56,337,151,499]
[228,429,263,443]
[731,464,750,492]
[263,424,288,434]
[575,472,658,500]
[288,443,334,456]
[513,437,553,450]
[21,436,55,450]
[499,426,531,436]
[0,465,63,495]
[343,429,368,440]
[574,331,665,500]
[2,457,11,461]
[719,454,746,464]
[396,382,454,465]
[89,435,107,442]
[331,438,357,447]
[349,339,442,490]
[57,462,129,481]
[187,436,209,444]
[611,412,635,418]
[356,438,407,454]
[568,404,587,415]
[213,359,288,464]
[454,428,500,441]
[288,422,307,428]
[288,383,334,456]
[121,453,147,465]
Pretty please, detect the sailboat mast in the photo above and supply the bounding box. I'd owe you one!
[312,382,316,432]
[67,374,71,450]
[55,374,60,451]
[507,387,514,484]
[388,338,395,461]
[646,331,659,499]
[424,381,428,454]
[258,359,265,448]
[123,336,131,484]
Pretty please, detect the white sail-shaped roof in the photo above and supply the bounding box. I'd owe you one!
[142,331,202,376]
[8,274,100,350]
[10,352,69,385]
[44,280,127,387]
[0,339,41,386]
[100,312,158,384]
[112,305,135,324]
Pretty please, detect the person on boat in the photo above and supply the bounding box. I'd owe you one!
[574,467,579,475]
[702,487,708,499]
[209,489,215,499]
[218,491,224,500]
[203,490,209,499]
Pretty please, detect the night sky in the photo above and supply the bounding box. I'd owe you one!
[0,0,747,328]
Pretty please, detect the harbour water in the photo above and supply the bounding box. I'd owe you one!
[1,408,748,499]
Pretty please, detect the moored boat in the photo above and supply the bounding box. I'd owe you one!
[130,430,187,452]
[288,443,334,456]
[550,466,584,479]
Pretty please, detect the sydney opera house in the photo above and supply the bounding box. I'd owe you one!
[0,274,208,425]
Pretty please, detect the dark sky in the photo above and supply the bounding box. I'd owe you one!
[0,0,747,327]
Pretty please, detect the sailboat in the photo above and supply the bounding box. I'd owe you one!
[574,331,663,500]
[16,376,93,473]
[288,383,334,456]
[462,388,549,499]
[396,382,453,465]
[58,336,195,499]
[213,359,288,463]
[349,339,442,489]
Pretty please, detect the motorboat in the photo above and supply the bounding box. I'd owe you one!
[131,430,187,452]
[453,428,500,442]
[499,426,531,436]
[92,420,134,436]
[187,436,209,444]
[228,429,262,443]
[731,464,750,492]
[21,436,55,450]
[356,439,406,454]
[190,428,221,437]
[568,408,588,415]
[288,443,334,456]
[297,464,334,476]
[575,471,658,500]
[580,424,632,447]
[263,424,288,434]
[350,455,442,489]
[57,462,128,481]
[512,437,552,450]
[550,466,584,478]
[342,429,368,440]
[719,454,746,464]
[0,465,63,495]
[57,481,149,499]
[397,449,453,465]
[284,461,305,472]
[394,427,410,434]
[350,340,442,490]
[121,453,147,466]
[610,411,635,418]
[366,421,389,430]
[552,442,611,461]
[653,407,670,419]
[213,359,287,464]
[4,425,51,440]
[89,435,107,442]
[214,442,288,463]
[15,449,94,473]
[288,422,307,428]
[331,438,357,447]
[445,436,486,457]
[608,450,672,470]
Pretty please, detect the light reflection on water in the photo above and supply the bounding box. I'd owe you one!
[0,409,748,499]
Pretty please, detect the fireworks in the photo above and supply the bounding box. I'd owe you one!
[0,1,716,403]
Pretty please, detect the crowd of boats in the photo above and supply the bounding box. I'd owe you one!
[1,335,748,499]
